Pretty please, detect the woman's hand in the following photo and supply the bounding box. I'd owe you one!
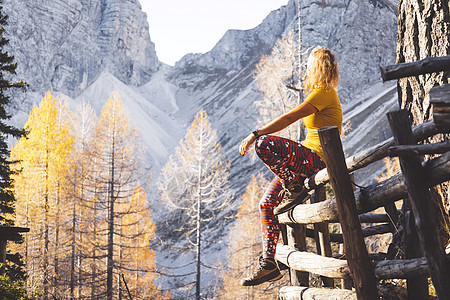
[239,133,256,156]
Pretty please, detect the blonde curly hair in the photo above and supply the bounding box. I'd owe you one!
[304,46,340,93]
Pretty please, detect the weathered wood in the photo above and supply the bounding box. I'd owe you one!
[303,120,437,190]
[311,186,333,287]
[404,209,429,298]
[305,223,393,243]
[374,257,429,279]
[384,202,399,230]
[380,55,450,82]
[276,244,430,279]
[279,286,357,300]
[389,141,450,156]
[388,110,450,299]
[334,252,388,261]
[278,150,450,225]
[429,84,450,105]
[0,240,6,275]
[319,126,378,299]
[359,212,391,223]
[276,244,351,279]
[287,224,309,286]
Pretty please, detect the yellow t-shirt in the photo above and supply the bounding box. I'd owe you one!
[301,88,342,160]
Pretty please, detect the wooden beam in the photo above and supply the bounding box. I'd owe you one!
[278,151,450,225]
[359,212,391,223]
[319,126,378,299]
[389,141,450,156]
[404,209,429,298]
[276,244,429,279]
[279,286,357,300]
[430,84,450,132]
[304,120,438,190]
[380,55,450,82]
[287,224,309,286]
[311,186,333,287]
[387,110,450,299]
[306,224,393,243]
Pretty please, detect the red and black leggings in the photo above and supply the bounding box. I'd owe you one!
[255,135,325,258]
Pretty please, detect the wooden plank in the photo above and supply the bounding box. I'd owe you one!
[429,84,450,105]
[278,150,450,225]
[359,212,391,223]
[389,141,450,156]
[387,109,450,299]
[404,209,429,298]
[380,55,450,82]
[276,244,429,279]
[279,286,357,300]
[305,223,393,243]
[318,126,378,300]
[304,120,438,190]
[311,186,333,287]
[287,224,309,286]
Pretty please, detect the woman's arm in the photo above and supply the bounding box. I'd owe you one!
[239,102,318,156]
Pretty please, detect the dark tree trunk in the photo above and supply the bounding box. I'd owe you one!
[397,0,450,243]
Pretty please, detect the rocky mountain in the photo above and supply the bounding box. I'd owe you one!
[4,0,399,295]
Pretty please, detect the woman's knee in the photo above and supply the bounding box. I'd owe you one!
[255,135,273,158]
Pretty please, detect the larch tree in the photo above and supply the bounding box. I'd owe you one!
[220,174,281,300]
[158,110,232,300]
[67,100,97,299]
[253,31,305,142]
[118,185,165,300]
[83,93,147,300]
[11,91,75,299]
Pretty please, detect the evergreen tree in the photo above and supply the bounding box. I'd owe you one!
[0,0,27,226]
[0,1,29,298]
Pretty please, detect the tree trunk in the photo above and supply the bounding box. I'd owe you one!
[107,142,116,300]
[397,0,450,232]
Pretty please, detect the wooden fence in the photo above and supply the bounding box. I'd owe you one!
[276,55,450,299]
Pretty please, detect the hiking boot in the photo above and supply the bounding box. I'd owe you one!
[241,256,282,286]
[274,181,309,215]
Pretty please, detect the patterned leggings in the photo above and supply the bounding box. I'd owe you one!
[255,135,326,258]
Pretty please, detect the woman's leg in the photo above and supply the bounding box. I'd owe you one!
[255,135,325,184]
[259,176,284,259]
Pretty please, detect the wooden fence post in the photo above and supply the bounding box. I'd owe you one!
[387,109,450,299]
[286,224,309,286]
[319,126,379,300]
[311,186,334,287]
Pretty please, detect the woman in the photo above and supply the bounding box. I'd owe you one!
[239,46,342,286]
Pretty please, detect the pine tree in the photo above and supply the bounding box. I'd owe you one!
[0,30,29,287]
[158,110,232,300]
[0,0,27,226]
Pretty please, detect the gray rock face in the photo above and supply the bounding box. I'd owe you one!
[171,0,397,103]
[4,0,159,98]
